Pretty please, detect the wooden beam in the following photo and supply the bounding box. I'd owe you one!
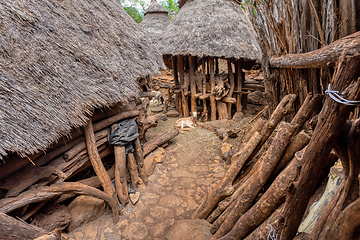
[209,57,217,121]
[236,60,244,112]
[270,31,360,69]
[189,55,197,114]
[227,59,235,117]
[178,55,190,117]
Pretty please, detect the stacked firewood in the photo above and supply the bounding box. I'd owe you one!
[192,92,325,239]
[0,97,179,239]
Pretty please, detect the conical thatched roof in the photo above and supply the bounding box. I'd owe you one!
[0,0,164,160]
[139,1,171,45]
[157,0,261,61]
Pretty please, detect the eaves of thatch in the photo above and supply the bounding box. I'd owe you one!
[0,0,164,160]
[157,0,261,61]
[139,2,171,46]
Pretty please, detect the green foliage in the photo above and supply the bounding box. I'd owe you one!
[119,0,179,23]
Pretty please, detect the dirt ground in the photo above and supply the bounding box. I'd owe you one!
[65,109,256,240]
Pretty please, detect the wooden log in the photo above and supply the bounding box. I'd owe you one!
[33,229,61,240]
[114,146,128,205]
[270,31,360,68]
[269,130,311,182]
[0,212,47,240]
[139,91,157,98]
[138,114,167,141]
[172,55,179,85]
[63,129,107,161]
[58,166,115,203]
[0,182,120,222]
[310,119,360,239]
[191,131,262,220]
[189,55,197,114]
[178,55,190,117]
[84,120,118,204]
[212,121,298,239]
[279,52,360,240]
[209,57,217,121]
[133,138,148,185]
[227,60,235,117]
[217,101,229,120]
[0,152,42,182]
[243,204,284,240]
[236,60,244,112]
[143,128,180,157]
[290,92,322,133]
[240,118,267,146]
[202,58,208,120]
[221,97,236,104]
[92,110,140,132]
[218,149,305,240]
[127,153,141,187]
[0,166,65,198]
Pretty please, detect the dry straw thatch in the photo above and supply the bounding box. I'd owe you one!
[157,0,261,61]
[0,0,164,160]
[139,0,171,45]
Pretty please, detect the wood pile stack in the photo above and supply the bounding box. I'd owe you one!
[192,46,360,239]
[0,97,179,239]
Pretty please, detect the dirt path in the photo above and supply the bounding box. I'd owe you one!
[66,117,227,240]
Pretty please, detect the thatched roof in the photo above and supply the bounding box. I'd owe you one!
[157,0,261,61]
[139,1,171,45]
[0,0,164,160]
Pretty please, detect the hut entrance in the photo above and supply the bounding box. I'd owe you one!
[173,55,247,121]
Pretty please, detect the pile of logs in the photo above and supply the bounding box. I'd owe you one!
[192,51,360,239]
[0,98,179,239]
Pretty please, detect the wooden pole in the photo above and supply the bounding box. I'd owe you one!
[209,57,217,121]
[84,119,118,204]
[189,55,197,114]
[172,56,181,112]
[178,55,189,117]
[133,138,148,185]
[114,146,128,205]
[236,60,244,112]
[227,59,235,118]
[202,57,208,121]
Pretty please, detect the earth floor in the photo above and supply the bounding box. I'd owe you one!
[66,112,255,240]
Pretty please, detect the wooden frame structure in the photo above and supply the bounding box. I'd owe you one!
[173,55,247,120]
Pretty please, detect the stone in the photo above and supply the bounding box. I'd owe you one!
[248,90,267,105]
[84,224,98,239]
[32,205,71,231]
[130,191,141,205]
[144,155,156,176]
[151,106,164,113]
[67,195,106,232]
[152,147,166,163]
[221,142,232,155]
[73,232,84,240]
[164,219,213,240]
[166,110,179,117]
[232,111,244,120]
[122,222,148,240]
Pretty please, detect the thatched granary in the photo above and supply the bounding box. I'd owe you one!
[157,0,261,120]
[0,0,164,162]
[139,0,171,44]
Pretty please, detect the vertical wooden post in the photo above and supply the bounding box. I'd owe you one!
[114,145,128,205]
[236,60,244,112]
[209,57,217,121]
[227,59,235,118]
[178,55,189,117]
[189,55,197,114]
[172,56,181,112]
[84,120,118,203]
[133,138,148,185]
[215,57,219,75]
[202,58,208,121]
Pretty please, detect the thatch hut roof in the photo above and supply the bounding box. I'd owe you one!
[0,0,164,160]
[157,0,261,61]
[139,1,171,44]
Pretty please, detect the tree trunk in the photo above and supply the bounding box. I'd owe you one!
[132,138,148,185]
[209,57,217,121]
[114,146,128,205]
[178,55,190,117]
